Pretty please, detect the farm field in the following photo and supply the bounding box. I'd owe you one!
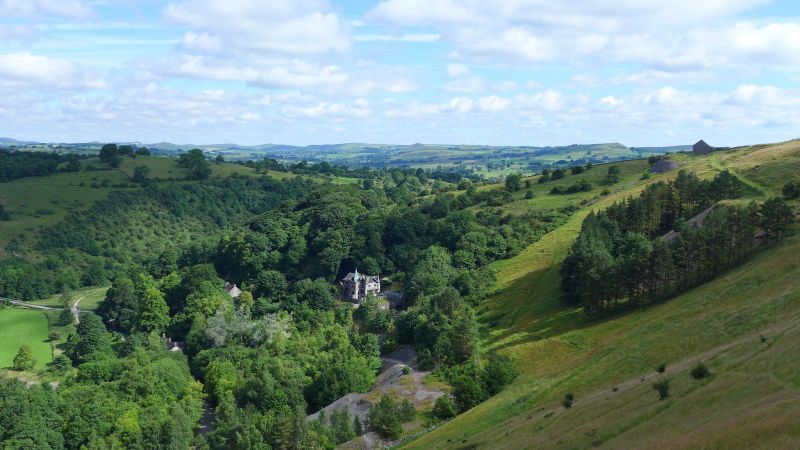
[403,141,800,449]
[0,308,52,371]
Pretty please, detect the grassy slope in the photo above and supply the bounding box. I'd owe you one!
[0,156,314,253]
[0,308,52,370]
[404,142,800,449]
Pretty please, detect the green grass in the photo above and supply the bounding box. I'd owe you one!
[29,286,108,312]
[0,308,52,371]
[403,141,800,449]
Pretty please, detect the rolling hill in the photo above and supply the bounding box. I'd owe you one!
[400,141,800,449]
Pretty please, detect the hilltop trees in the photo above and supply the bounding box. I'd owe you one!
[177,148,211,180]
[561,170,793,314]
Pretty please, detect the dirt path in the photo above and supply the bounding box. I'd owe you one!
[5,299,61,311]
[71,296,83,324]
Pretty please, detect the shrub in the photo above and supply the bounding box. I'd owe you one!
[48,331,61,342]
[690,363,710,380]
[653,379,670,400]
[433,395,458,420]
[525,190,534,199]
[656,363,666,373]
[402,366,411,375]
[562,392,574,409]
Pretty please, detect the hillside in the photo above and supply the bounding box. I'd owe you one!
[402,141,800,449]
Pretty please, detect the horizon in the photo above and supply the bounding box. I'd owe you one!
[1,1,800,146]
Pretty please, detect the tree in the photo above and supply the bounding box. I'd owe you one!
[99,143,118,162]
[69,312,110,364]
[134,147,151,156]
[178,149,211,180]
[13,345,35,371]
[136,287,170,333]
[368,396,403,439]
[132,165,150,183]
[603,165,621,184]
[353,416,364,435]
[505,173,522,192]
[215,155,225,163]
[760,197,794,246]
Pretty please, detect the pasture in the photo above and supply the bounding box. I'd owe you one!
[0,308,52,371]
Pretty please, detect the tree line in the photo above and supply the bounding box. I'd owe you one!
[561,170,795,314]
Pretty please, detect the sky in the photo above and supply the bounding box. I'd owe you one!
[1,0,799,147]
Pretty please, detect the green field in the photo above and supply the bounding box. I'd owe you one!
[29,286,109,312]
[0,308,52,371]
[403,141,800,448]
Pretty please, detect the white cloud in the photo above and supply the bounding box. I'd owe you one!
[446,63,470,78]
[366,0,797,72]
[444,76,485,92]
[282,100,371,119]
[354,33,440,43]
[164,0,350,56]
[0,52,106,90]
[0,0,92,19]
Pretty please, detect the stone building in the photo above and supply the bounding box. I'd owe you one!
[224,282,242,298]
[693,139,713,155]
[341,269,380,303]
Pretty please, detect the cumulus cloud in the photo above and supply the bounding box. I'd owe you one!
[366,0,797,72]
[164,0,350,56]
[0,52,106,90]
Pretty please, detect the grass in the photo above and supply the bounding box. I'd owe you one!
[403,141,800,449]
[0,308,52,371]
[29,286,109,312]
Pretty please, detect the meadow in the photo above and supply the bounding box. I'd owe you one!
[0,308,52,371]
[403,141,800,449]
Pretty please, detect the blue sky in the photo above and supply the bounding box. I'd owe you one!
[1,0,799,146]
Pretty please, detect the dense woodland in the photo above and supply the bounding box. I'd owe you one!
[561,170,795,314]
[0,150,84,182]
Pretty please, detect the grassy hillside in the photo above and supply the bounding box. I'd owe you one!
[402,142,800,448]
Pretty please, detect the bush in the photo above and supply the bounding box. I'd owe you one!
[653,379,670,400]
[402,366,411,375]
[525,190,534,199]
[48,331,61,342]
[690,363,710,380]
[483,353,517,395]
[433,395,457,420]
[562,392,574,408]
[656,363,666,373]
